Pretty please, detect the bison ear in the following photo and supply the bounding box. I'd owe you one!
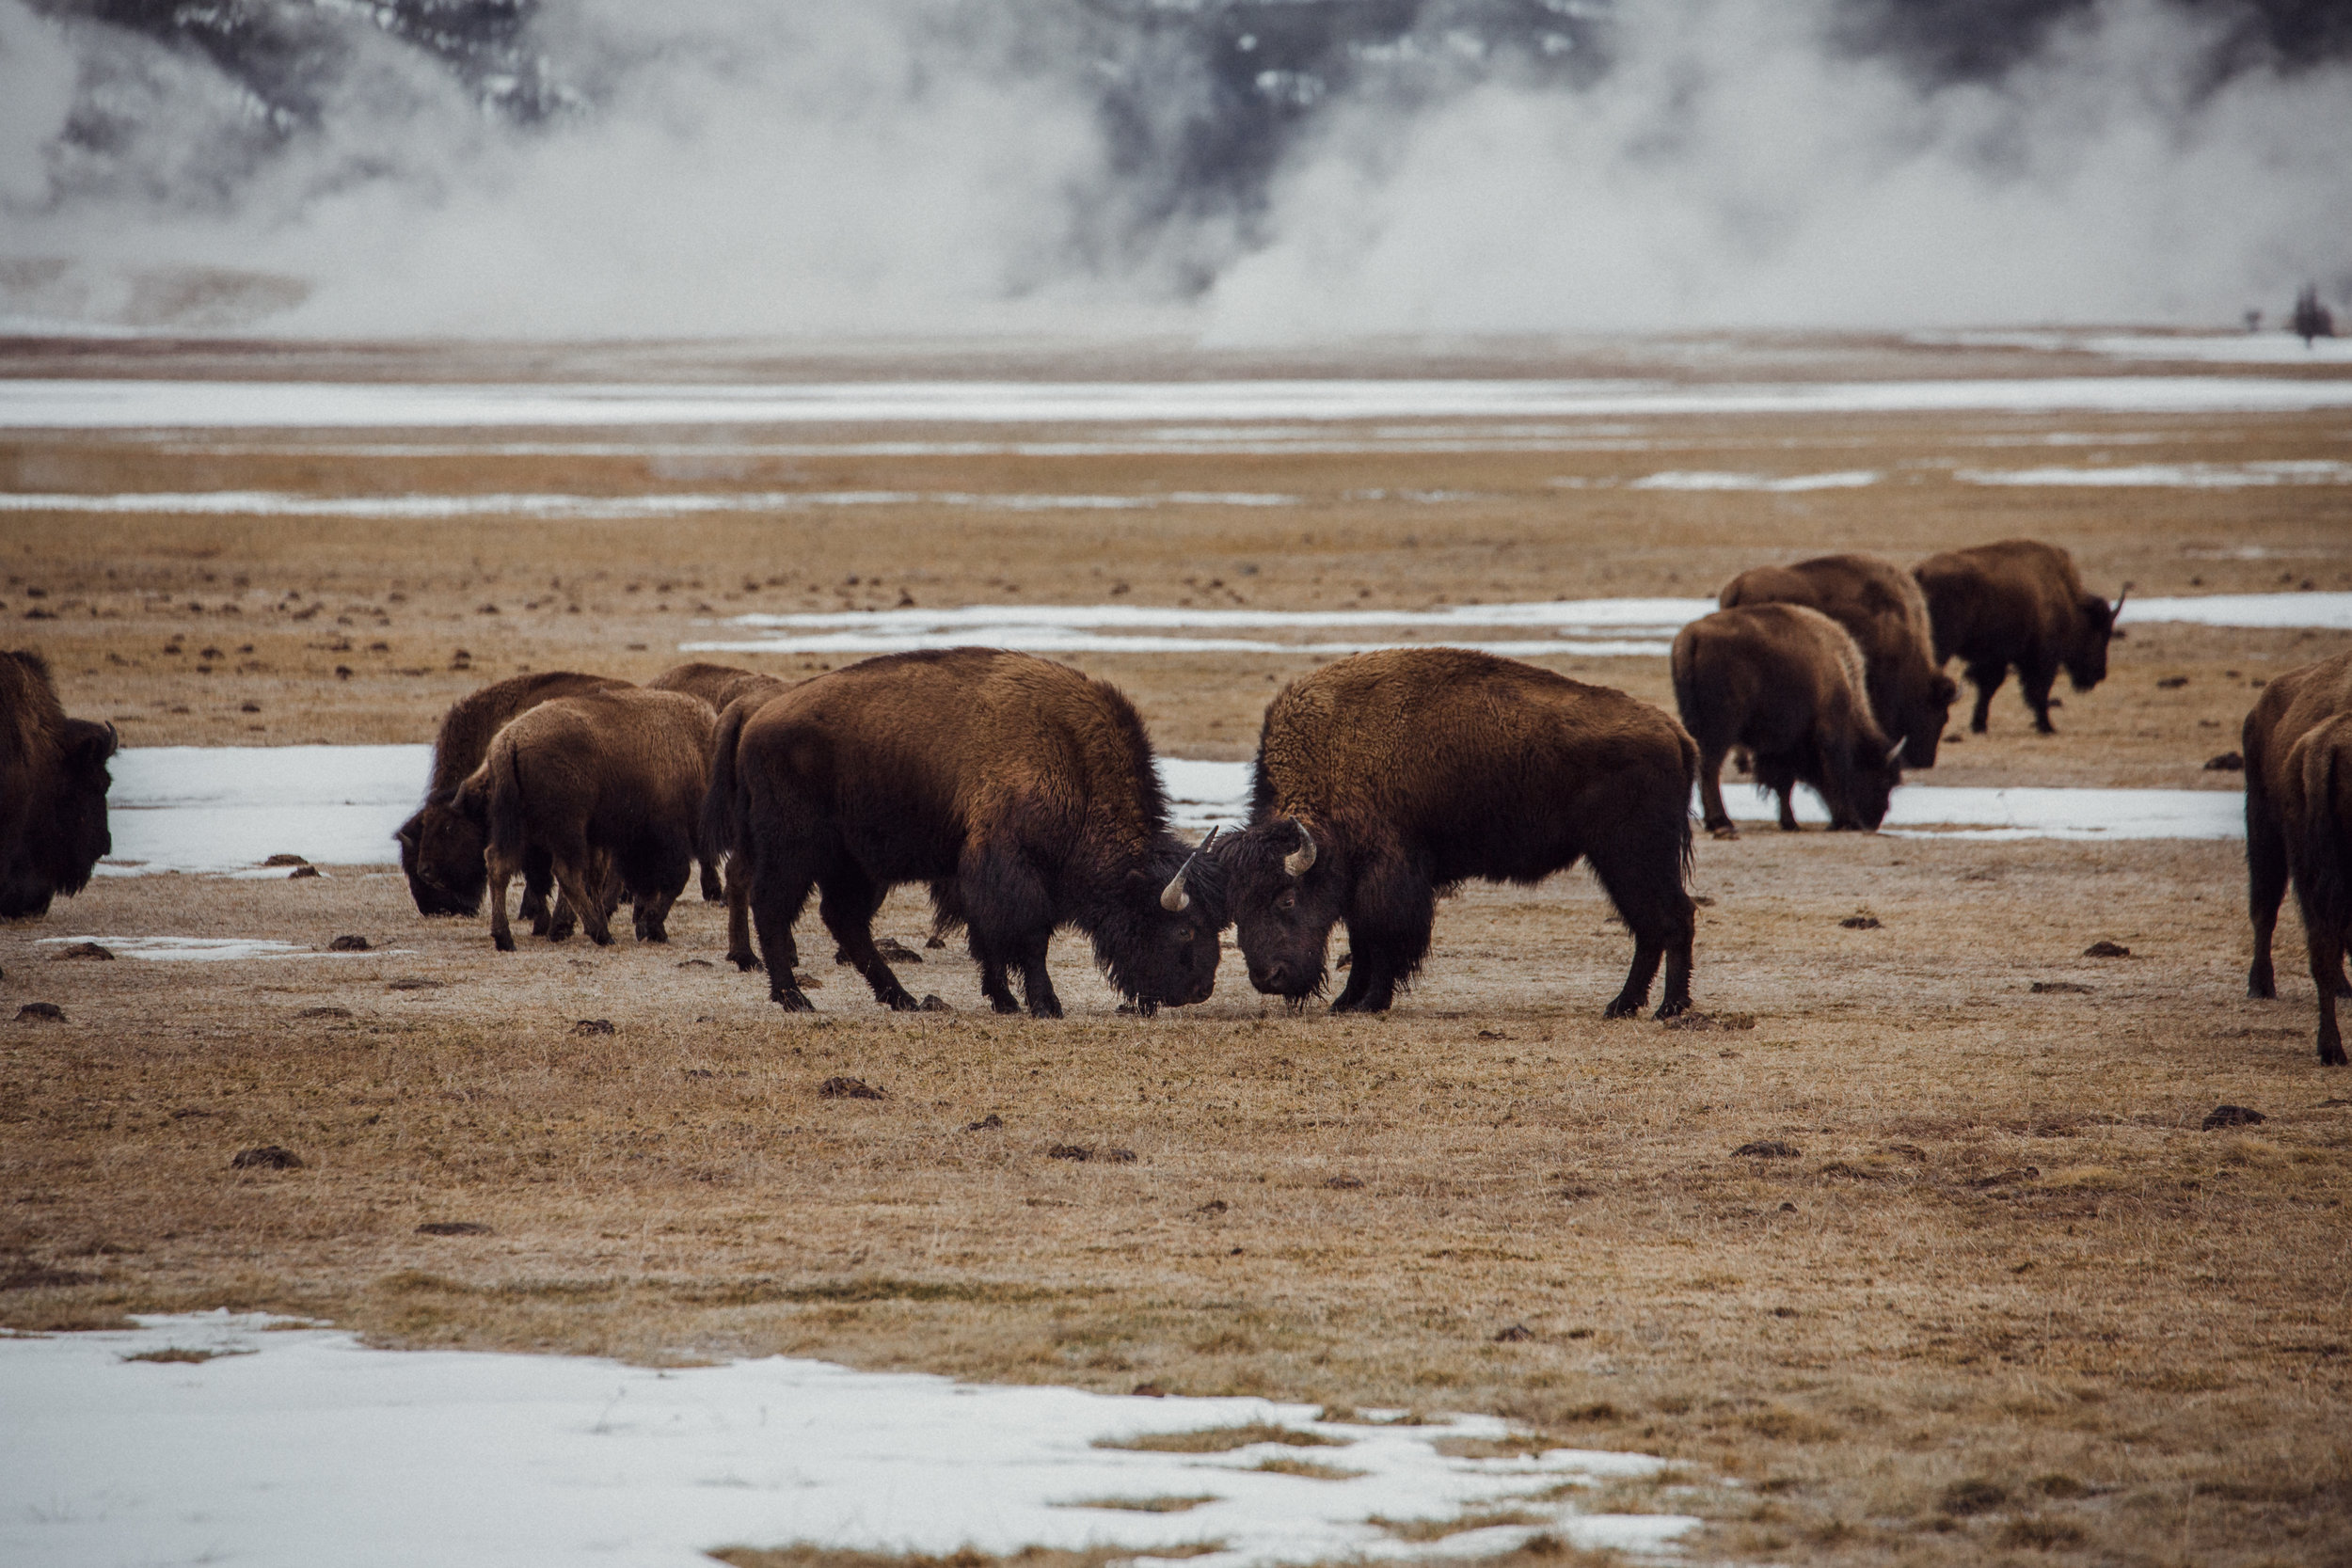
[62,719,117,770]
[1932,674,1958,705]
[395,816,421,853]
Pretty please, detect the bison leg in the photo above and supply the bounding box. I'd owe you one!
[2313,922,2349,1068]
[1016,939,1063,1021]
[2248,794,2289,999]
[747,846,816,1011]
[1696,743,1740,839]
[699,857,724,904]
[634,875,683,943]
[1590,831,1695,1021]
[972,940,1023,1015]
[819,867,921,1012]
[485,850,520,953]
[520,844,557,936]
[1964,662,2005,734]
[723,855,760,972]
[2020,661,2061,735]
[1330,872,1431,1014]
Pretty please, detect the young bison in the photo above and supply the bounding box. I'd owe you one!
[1215,647,1696,1019]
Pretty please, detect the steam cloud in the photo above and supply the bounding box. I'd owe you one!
[0,0,2346,338]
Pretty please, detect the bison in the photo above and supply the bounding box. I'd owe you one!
[1213,648,1695,1019]
[646,662,790,903]
[1718,553,1956,767]
[451,689,717,951]
[2243,648,2352,1063]
[705,648,1223,1017]
[0,649,116,919]
[396,671,629,920]
[1911,540,2124,736]
[1672,604,1903,838]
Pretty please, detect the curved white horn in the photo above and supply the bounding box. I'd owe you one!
[1886,736,1907,765]
[1160,827,1218,912]
[2111,582,2131,619]
[1282,820,1317,878]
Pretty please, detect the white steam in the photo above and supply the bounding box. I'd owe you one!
[0,0,2346,338]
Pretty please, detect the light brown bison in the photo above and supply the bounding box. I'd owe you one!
[452,689,717,951]
[1672,604,1902,837]
[647,662,791,902]
[2244,648,2352,1063]
[1214,648,1695,1019]
[705,648,1223,1017]
[0,649,115,918]
[1912,539,2124,736]
[1718,553,1956,766]
[396,671,629,920]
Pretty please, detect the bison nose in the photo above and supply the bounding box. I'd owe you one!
[1249,959,1288,994]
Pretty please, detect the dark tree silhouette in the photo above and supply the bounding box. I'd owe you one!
[2293,284,2337,345]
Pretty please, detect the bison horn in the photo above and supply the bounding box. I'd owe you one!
[1160,826,1219,913]
[1283,819,1317,879]
[2111,582,2131,620]
[1886,736,1907,765]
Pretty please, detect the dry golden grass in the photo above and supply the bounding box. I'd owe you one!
[3,337,2350,1565]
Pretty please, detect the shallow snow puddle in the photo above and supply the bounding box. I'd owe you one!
[99,745,2240,887]
[0,1313,1695,1568]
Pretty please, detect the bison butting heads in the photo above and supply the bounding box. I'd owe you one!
[706,648,1223,1018]
[0,650,115,919]
[2244,649,2352,1066]
[1214,648,1695,1019]
[1718,553,1955,767]
[1912,539,2124,736]
[1673,603,1903,839]
[452,689,718,951]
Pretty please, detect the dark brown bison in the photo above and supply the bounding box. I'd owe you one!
[647,662,791,903]
[2244,648,2352,1063]
[1912,539,2124,736]
[451,689,717,951]
[1718,553,1956,767]
[705,648,1223,1017]
[1672,604,1902,837]
[1213,648,1695,1019]
[0,650,116,918]
[396,671,629,920]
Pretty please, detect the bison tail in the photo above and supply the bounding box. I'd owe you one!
[702,698,753,862]
[2296,729,2352,952]
[484,739,530,870]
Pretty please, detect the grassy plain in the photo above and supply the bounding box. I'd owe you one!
[3,333,2351,1564]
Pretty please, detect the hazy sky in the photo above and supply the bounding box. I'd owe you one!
[1,0,2346,338]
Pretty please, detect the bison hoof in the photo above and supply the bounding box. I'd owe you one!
[990,997,1022,1015]
[493,932,516,953]
[883,990,923,1012]
[1602,996,1643,1020]
[1708,824,1740,841]
[730,952,763,974]
[771,988,815,1013]
[1654,996,1692,1021]
[2322,1039,2347,1068]
[1028,1000,1065,1021]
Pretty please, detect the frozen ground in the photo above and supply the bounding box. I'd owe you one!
[98,746,2240,882]
[0,1313,1693,1568]
[8,376,2352,429]
[1914,330,2352,366]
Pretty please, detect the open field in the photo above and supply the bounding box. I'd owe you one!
[4,334,2352,1564]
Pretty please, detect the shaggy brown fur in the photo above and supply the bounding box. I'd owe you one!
[1912,538,2122,736]
[646,663,791,903]
[1217,647,1696,1019]
[707,648,1221,1018]
[1718,552,1957,767]
[396,671,629,920]
[452,689,717,952]
[2242,648,2352,1062]
[0,648,115,919]
[1672,603,1901,837]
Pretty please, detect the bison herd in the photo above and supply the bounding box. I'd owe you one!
[7,535,2352,1064]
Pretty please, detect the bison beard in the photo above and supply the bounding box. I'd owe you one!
[707,649,1224,1018]
[0,649,115,919]
[2242,648,2352,1065]
[1216,649,1696,1020]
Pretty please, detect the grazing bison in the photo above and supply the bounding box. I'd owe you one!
[1912,540,2124,736]
[1718,553,1956,767]
[1214,648,1695,1019]
[2243,648,2352,1062]
[706,648,1222,1017]
[452,689,717,951]
[647,662,791,902]
[396,671,629,920]
[1672,604,1902,837]
[0,650,116,919]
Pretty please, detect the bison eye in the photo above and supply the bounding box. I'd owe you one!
[1275,891,1296,912]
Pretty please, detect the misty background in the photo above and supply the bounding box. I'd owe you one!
[1,0,2347,339]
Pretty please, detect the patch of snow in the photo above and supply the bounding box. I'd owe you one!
[2118,593,2352,630]
[9,376,2352,430]
[0,490,1297,517]
[34,936,407,961]
[1957,460,2352,488]
[1915,330,2352,366]
[1629,469,1878,491]
[0,1313,1695,1568]
[101,744,428,875]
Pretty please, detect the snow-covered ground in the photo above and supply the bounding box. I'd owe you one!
[0,1313,1694,1568]
[97,745,2242,883]
[0,490,1299,517]
[1914,329,2352,366]
[8,375,2352,429]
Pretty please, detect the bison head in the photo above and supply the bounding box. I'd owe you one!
[1217,816,1347,1003]
[397,799,489,917]
[1826,734,1904,832]
[2063,587,2126,693]
[0,719,115,918]
[1087,829,1226,1012]
[1899,671,1961,768]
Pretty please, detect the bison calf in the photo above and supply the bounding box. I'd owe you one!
[453,689,717,951]
[1672,604,1902,837]
[706,648,1222,1017]
[1718,552,1955,767]
[1912,539,2123,736]
[0,649,115,918]
[2244,648,2352,1063]
[1216,648,1696,1019]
